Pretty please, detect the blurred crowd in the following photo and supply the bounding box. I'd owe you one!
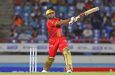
[10,0,115,43]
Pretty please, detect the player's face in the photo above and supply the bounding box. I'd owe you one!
[47,12,55,19]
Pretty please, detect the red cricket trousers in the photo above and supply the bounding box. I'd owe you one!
[48,37,69,57]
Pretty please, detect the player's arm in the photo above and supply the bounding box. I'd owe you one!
[56,13,85,27]
[56,19,70,27]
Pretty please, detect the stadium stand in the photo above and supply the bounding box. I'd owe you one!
[1,0,115,43]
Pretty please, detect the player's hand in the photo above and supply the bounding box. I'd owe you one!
[75,16,80,22]
[69,17,76,25]
[75,13,85,22]
[69,13,85,25]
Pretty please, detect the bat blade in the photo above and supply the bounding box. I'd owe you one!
[84,7,99,16]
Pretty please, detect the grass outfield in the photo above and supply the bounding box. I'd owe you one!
[0,72,115,75]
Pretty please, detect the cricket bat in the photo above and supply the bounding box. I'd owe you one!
[84,7,99,16]
[75,7,99,21]
[69,7,99,24]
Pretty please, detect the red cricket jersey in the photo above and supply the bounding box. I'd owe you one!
[46,18,64,38]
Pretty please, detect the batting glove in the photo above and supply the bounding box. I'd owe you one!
[69,17,76,25]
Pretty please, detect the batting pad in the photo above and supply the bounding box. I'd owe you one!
[63,47,73,70]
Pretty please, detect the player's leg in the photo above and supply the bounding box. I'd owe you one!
[42,56,55,72]
[42,39,59,72]
[63,47,73,73]
[59,37,73,73]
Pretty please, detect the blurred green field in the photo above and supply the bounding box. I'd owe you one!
[0,72,115,75]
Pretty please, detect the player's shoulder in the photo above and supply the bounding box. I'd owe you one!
[47,17,60,25]
[47,17,60,21]
[54,17,60,20]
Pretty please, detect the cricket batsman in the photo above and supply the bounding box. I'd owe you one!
[42,9,84,73]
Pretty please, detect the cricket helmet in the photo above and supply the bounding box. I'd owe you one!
[46,9,55,16]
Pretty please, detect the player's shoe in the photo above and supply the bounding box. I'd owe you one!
[42,70,47,73]
[66,69,72,73]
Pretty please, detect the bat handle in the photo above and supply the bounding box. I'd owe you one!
[80,13,86,17]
